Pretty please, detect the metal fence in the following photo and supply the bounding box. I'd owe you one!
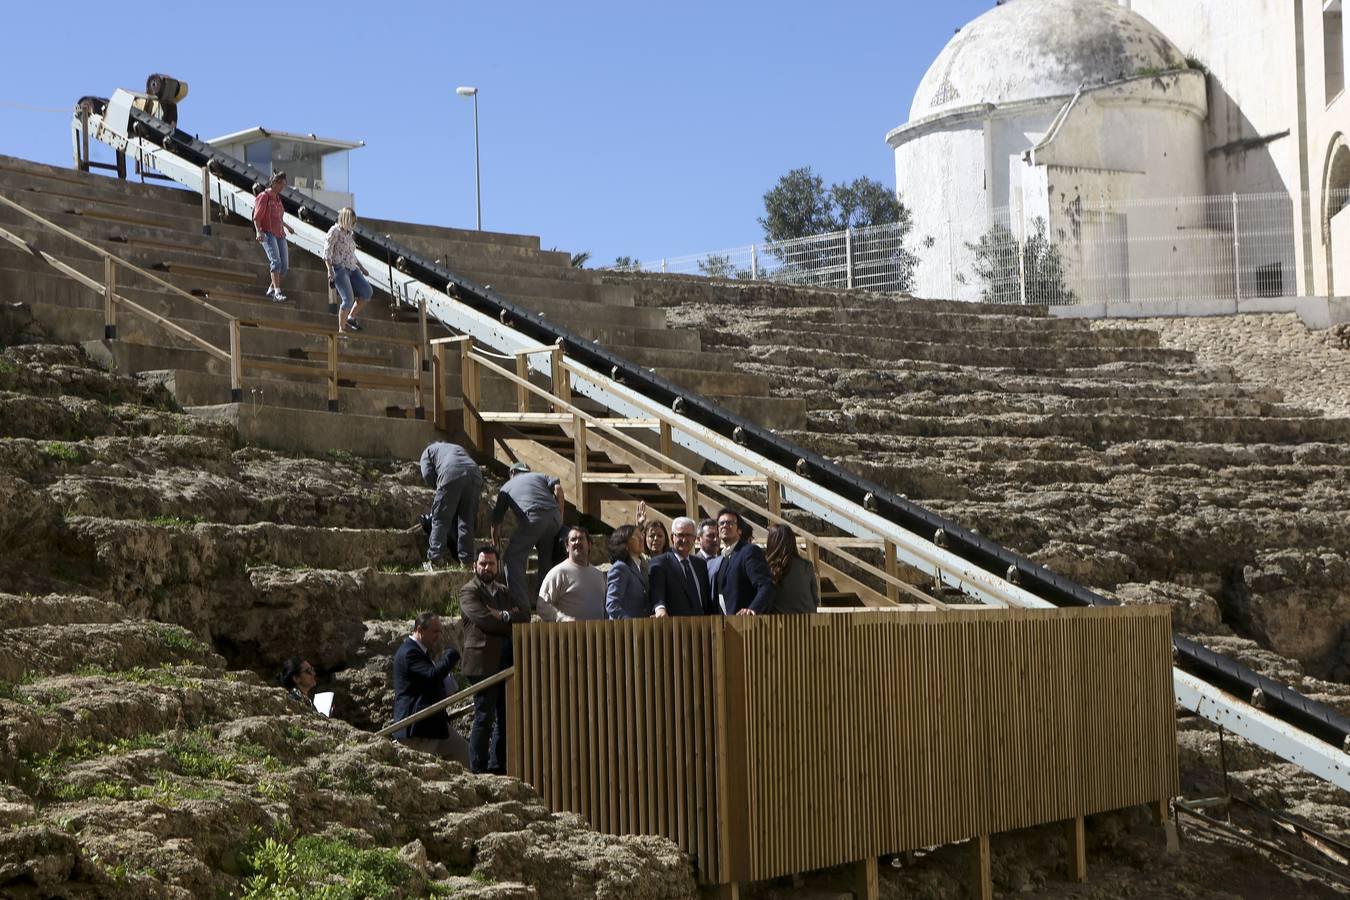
[613,190,1347,306]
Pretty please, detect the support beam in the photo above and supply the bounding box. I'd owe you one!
[851,857,879,900]
[572,415,590,516]
[1065,816,1086,882]
[515,352,530,414]
[970,834,992,900]
[884,539,899,603]
[766,476,781,520]
[1152,799,1180,854]
[103,257,117,339]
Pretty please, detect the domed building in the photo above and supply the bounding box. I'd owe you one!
[887,0,1213,303]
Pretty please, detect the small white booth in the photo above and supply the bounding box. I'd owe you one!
[207,127,363,210]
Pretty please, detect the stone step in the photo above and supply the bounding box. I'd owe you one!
[609,271,1049,316]
[0,592,128,628]
[2,175,633,300]
[744,337,1195,371]
[752,363,1280,403]
[0,621,220,682]
[810,407,1350,445]
[774,321,1161,350]
[843,393,1315,420]
[364,214,542,250]
[711,303,1103,333]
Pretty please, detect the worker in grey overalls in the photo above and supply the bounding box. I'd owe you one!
[419,441,483,569]
[490,463,565,609]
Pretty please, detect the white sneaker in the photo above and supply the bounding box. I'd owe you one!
[271,290,288,302]
[265,285,275,298]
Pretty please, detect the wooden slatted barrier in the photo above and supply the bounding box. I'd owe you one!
[509,607,1178,888]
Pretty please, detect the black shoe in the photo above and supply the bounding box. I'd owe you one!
[487,766,508,776]
[346,318,363,331]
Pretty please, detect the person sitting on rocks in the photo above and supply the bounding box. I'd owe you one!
[391,612,471,765]
[536,526,606,622]
[490,463,564,609]
[420,440,484,571]
[278,656,318,709]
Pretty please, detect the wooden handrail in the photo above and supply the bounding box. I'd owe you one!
[564,360,923,564]
[468,349,941,607]
[374,666,515,738]
[1,190,426,414]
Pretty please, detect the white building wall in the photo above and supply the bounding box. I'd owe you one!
[895,119,992,300]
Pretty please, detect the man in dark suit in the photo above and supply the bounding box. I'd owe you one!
[714,508,776,616]
[391,612,470,764]
[459,544,529,774]
[651,516,719,617]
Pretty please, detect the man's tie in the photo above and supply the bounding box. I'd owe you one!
[681,557,701,608]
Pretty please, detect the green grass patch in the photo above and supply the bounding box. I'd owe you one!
[38,441,80,462]
[154,623,208,655]
[0,357,16,375]
[145,515,201,529]
[242,834,418,900]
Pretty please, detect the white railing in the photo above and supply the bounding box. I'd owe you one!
[613,190,1349,306]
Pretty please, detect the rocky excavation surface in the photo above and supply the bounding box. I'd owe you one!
[0,323,697,898]
[607,273,1350,896]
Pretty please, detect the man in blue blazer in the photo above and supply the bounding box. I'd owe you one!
[391,612,469,764]
[651,516,719,617]
[714,508,775,615]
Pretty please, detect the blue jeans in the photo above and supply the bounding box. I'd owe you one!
[468,666,508,773]
[259,233,288,275]
[333,267,372,309]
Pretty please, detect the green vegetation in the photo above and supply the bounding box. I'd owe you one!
[0,356,16,375]
[38,441,81,462]
[241,833,421,900]
[759,167,918,292]
[154,623,208,655]
[19,727,281,804]
[72,663,197,689]
[964,217,1076,305]
[146,515,201,529]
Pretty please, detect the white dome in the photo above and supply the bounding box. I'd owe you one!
[911,0,1185,120]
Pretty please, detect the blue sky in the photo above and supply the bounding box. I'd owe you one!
[0,0,992,266]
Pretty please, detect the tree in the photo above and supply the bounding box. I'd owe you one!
[612,255,641,269]
[965,217,1075,304]
[569,251,592,269]
[757,167,917,292]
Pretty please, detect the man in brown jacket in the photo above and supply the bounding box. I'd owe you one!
[459,544,528,774]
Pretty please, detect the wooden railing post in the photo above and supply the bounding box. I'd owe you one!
[572,414,590,515]
[432,341,449,430]
[513,350,529,415]
[550,346,570,412]
[461,341,484,451]
[103,257,117,339]
[684,473,698,520]
[884,539,899,603]
[413,345,425,420]
[766,476,781,521]
[659,420,673,459]
[229,319,243,402]
[419,295,429,365]
[326,333,339,412]
[200,165,212,236]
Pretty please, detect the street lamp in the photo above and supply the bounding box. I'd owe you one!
[455,86,481,230]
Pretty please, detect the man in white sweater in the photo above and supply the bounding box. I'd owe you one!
[536,526,606,622]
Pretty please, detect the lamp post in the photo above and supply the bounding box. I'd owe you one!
[455,86,481,230]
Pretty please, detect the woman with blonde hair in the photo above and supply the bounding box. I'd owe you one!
[764,523,819,614]
[323,207,373,333]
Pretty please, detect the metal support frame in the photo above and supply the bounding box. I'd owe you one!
[79,98,1350,794]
